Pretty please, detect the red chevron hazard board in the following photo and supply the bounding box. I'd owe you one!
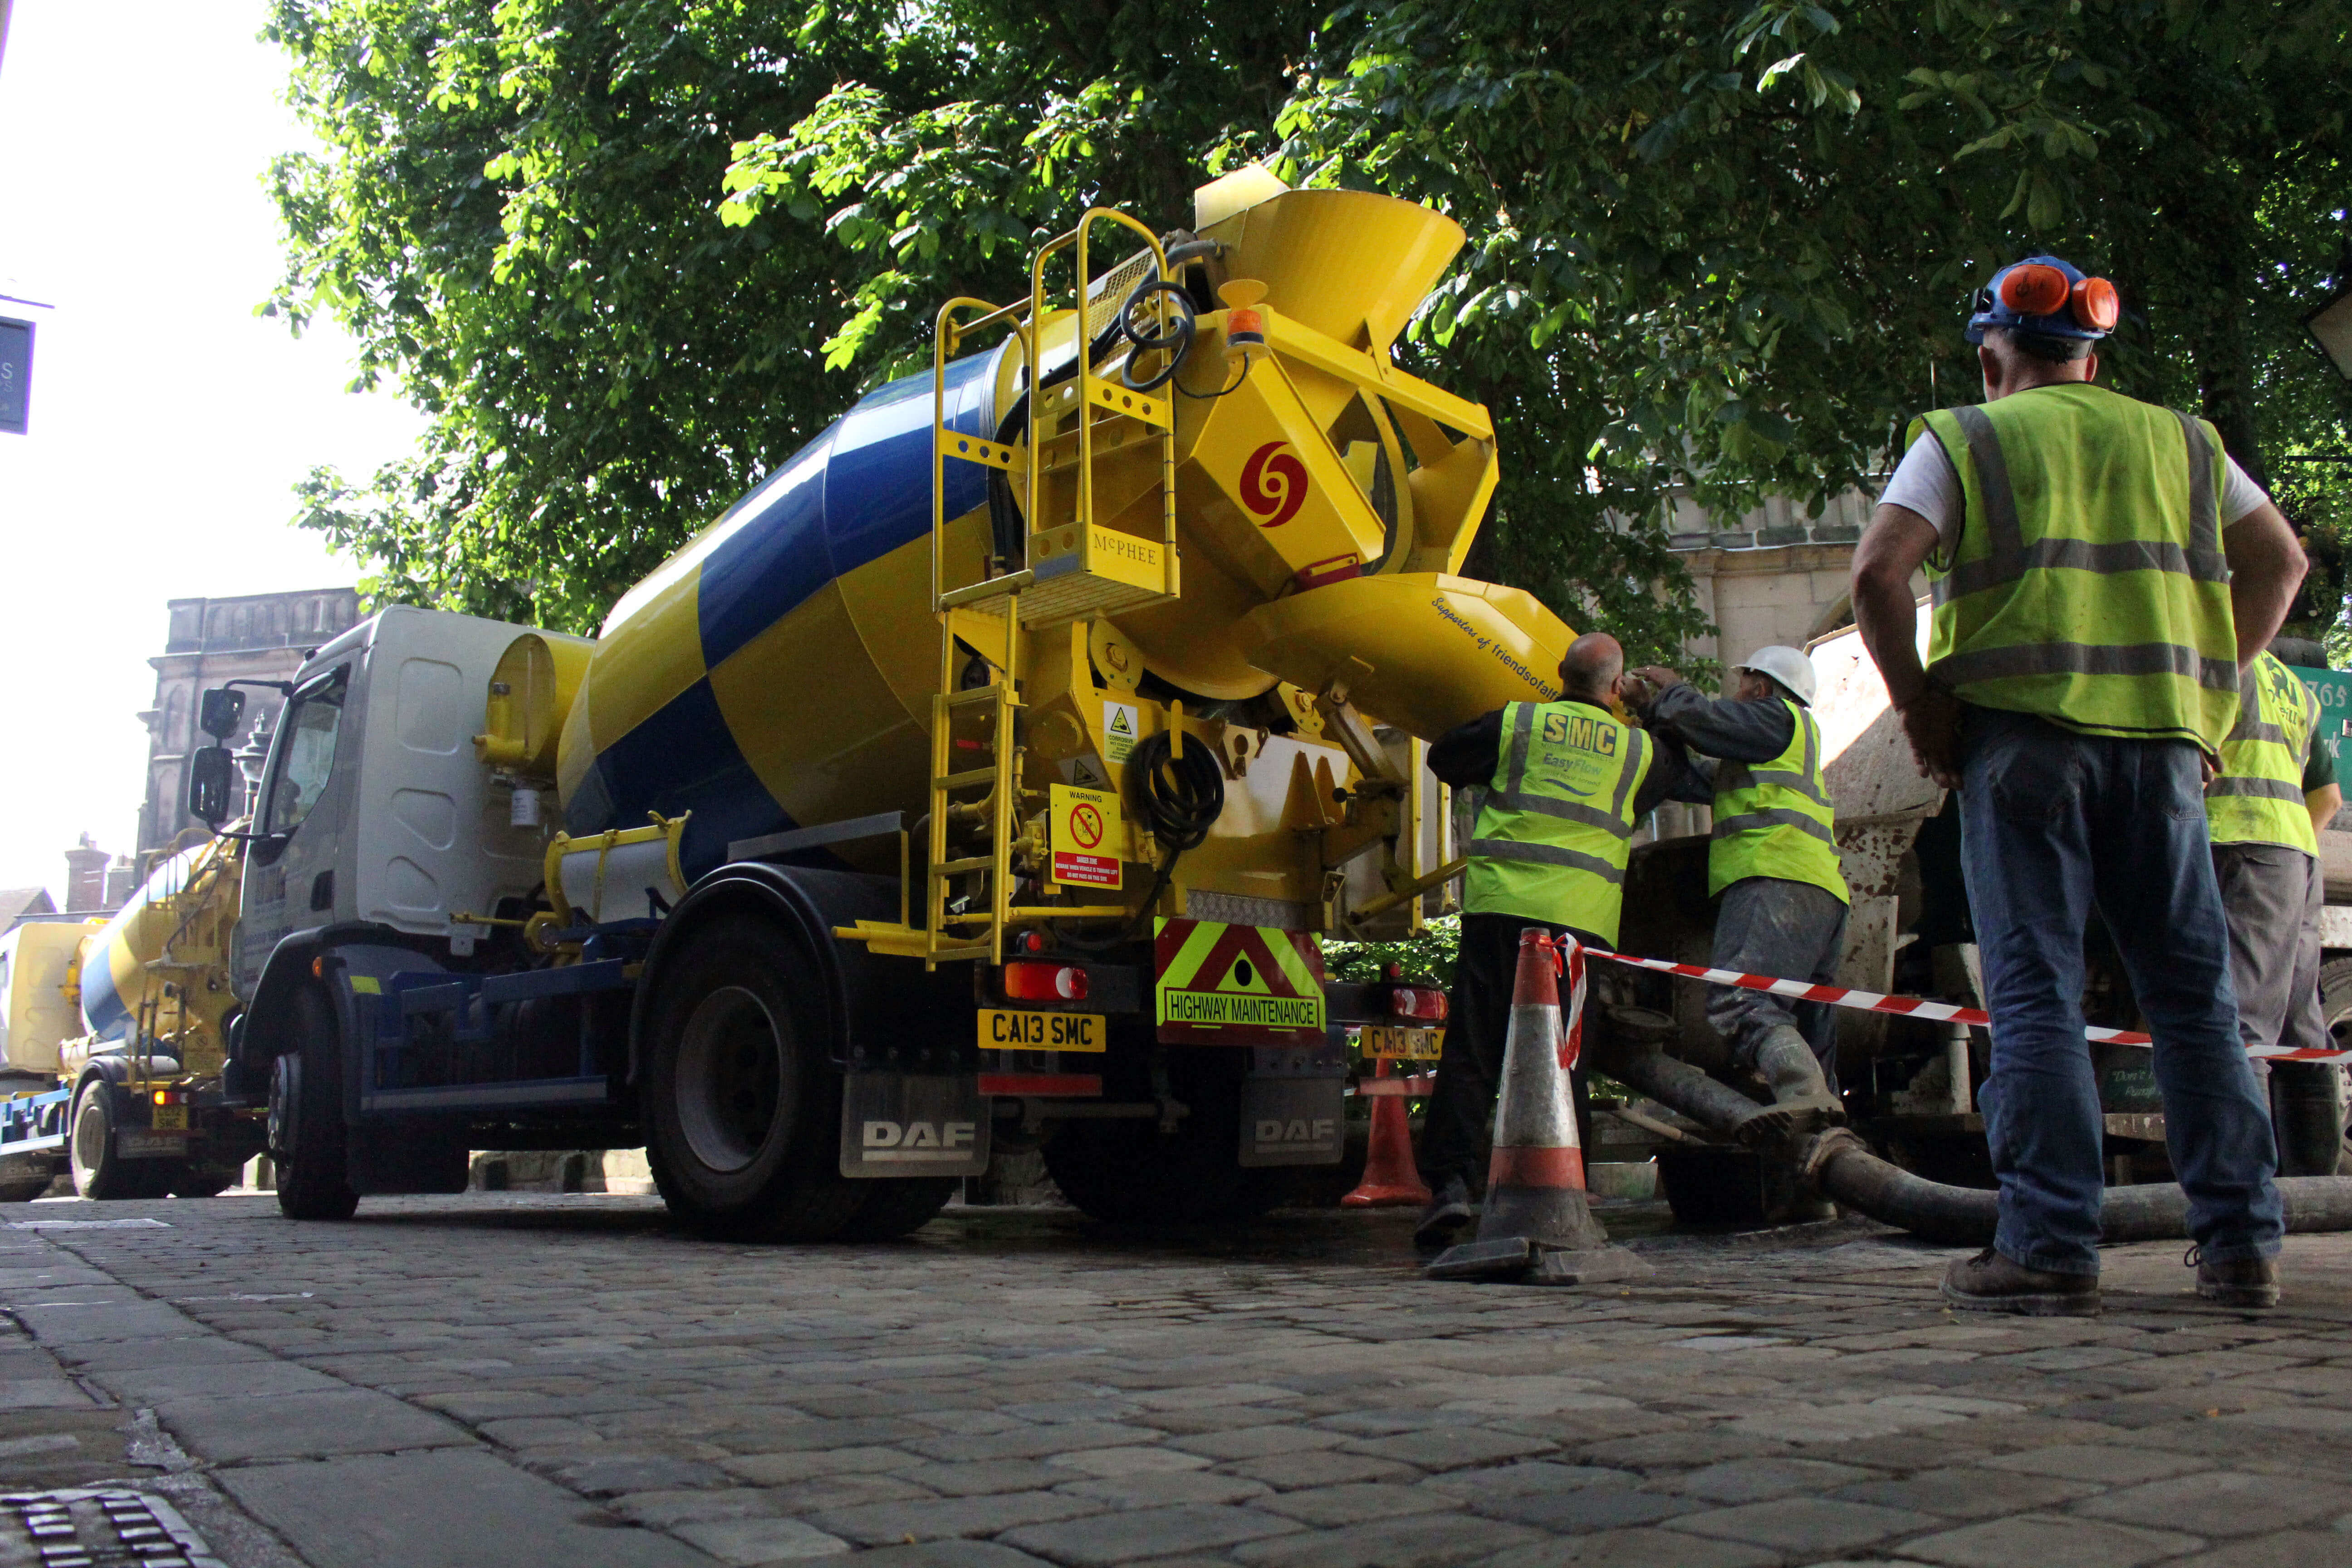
[1154,918,1326,1045]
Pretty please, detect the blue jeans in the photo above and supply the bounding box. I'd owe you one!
[1958,708,2282,1275]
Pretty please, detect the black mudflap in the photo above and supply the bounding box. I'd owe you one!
[839,1072,991,1179]
[1239,1040,1348,1167]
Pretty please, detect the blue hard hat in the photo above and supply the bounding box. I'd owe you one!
[1966,255,2118,344]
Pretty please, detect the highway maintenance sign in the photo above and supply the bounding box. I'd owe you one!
[1154,918,1326,1044]
[1049,784,1122,889]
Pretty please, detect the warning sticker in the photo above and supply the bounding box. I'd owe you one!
[1154,918,1327,1044]
[1050,783,1123,889]
[1103,701,1140,763]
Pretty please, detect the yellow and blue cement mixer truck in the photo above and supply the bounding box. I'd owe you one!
[125,168,1570,1235]
[0,834,270,1200]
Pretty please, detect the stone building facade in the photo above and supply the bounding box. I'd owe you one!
[137,589,362,858]
[1661,485,1884,669]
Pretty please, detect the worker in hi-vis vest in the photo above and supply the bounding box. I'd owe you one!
[2209,648,2347,1176]
[1414,632,1707,1248]
[1629,646,1852,1142]
[1851,254,2308,1316]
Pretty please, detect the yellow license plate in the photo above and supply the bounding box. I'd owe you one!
[152,1105,190,1131]
[979,1009,1107,1053]
[1360,1025,1444,1061]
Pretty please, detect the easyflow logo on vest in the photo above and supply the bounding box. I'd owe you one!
[1535,707,1622,797]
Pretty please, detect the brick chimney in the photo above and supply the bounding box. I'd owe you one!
[63,833,109,912]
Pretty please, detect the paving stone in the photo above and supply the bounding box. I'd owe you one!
[543,1453,735,1496]
[671,1515,850,1563]
[2168,1534,2352,1567]
[1217,1449,1418,1489]
[1981,1444,2211,1485]
[810,1490,1105,1546]
[1061,1465,1278,1508]
[1901,1512,2207,1568]
[157,1387,473,1461]
[898,1460,1074,1497]
[89,1356,344,1403]
[1666,1496,1937,1552]
[1339,1429,1554,1470]
[1002,1502,1304,1565]
[1834,1465,2105,1519]
[1481,1529,1779,1568]
[1171,1425,1347,1461]
[1250,1483,1448,1526]
[907,1422,1163,1464]
[1418,1462,1637,1499]
[220,1448,717,1567]
[1661,1456,1882,1503]
[1048,1446,1214,1478]
[723,1447,921,1483]
[1227,1510,1539,1568]
[1470,1485,1698,1533]
[838,1547,1054,1568]
[2073,1471,2352,1536]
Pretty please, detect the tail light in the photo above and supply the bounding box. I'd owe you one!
[1389,987,1447,1022]
[151,1089,185,1106]
[1004,962,1090,1002]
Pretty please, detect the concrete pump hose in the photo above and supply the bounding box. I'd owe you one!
[1596,1040,2352,1246]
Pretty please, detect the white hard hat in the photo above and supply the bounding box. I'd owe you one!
[1735,646,1817,706]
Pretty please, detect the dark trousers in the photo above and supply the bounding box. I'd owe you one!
[1417,912,1597,1193]
[1959,709,2282,1275]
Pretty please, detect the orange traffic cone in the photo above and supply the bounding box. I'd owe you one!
[1342,1058,1431,1208]
[1427,929,1649,1286]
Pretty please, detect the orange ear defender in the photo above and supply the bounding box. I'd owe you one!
[1998,262,2073,318]
[2071,275,2121,332]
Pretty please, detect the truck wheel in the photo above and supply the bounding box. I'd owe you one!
[643,918,865,1241]
[271,986,361,1221]
[68,1084,168,1200]
[1041,1051,1284,1227]
[835,1179,956,1241]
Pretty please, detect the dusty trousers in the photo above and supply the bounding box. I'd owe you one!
[1707,877,1850,1077]
[1418,912,1594,1193]
[2213,841,2348,1175]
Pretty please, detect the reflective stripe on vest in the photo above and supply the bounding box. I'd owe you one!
[1918,386,2239,754]
[1708,698,1851,903]
[2208,652,2319,854]
[1466,700,1651,943]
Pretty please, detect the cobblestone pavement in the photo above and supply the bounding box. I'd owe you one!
[4,1192,2351,1568]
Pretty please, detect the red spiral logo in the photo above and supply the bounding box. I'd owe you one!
[1240,441,1308,529]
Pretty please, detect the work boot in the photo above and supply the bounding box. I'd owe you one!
[1413,1174,1474,1250]
[2188,1246,2281,1309]
[1941,1248,2101,1317]
[1730,1026,1846,1146]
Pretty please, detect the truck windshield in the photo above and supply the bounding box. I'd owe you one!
[264,674,348,838]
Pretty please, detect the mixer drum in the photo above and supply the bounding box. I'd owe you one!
[557,348,1007,878]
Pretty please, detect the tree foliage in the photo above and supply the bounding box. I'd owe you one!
[270,0,2352,656]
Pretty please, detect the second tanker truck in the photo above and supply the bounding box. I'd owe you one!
[73,167,1567,1237]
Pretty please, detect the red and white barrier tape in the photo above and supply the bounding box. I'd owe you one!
[1578,944,2352,1063]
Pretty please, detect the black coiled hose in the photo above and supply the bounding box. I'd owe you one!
[1127,729,1224,853]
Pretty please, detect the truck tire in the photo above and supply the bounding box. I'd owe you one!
[271,986,361,1221]
[835,1178,956,1241]
[643,917,866,1241]
[1041,1051,1285,1227]
[68,1083,169,1200]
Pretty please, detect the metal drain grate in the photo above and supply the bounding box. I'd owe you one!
[0,1489,224,1568]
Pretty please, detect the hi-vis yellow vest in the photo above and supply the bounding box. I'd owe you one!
[1710,698,1850,904]
[2209,651,2320,855]
[1916,383,2238,755]
[1466,700,1651,944]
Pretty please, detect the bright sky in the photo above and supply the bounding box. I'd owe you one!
[0,2,421,901]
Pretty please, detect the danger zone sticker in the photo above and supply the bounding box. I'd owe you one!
[1050,784,1122,889]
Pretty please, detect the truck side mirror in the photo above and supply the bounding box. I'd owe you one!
[199,687,246,742]
[186,746,237,828]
